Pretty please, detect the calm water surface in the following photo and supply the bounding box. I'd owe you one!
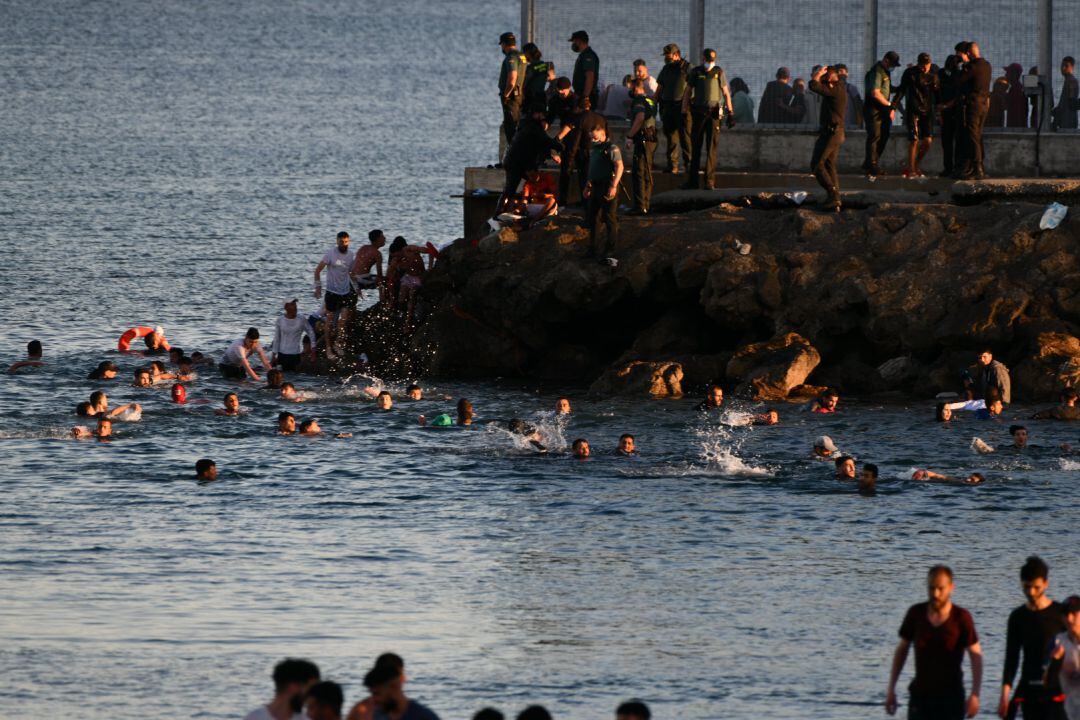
[1,2,1079,718]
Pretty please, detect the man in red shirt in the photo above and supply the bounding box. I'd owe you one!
[886,565,984,720]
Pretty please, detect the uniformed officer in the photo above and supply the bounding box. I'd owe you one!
[655,43,691,173]
[954,41,992,179]
[498,32,527,147]
[569,30,599,110]
[583,123,624,258]
[682,48,733,190]
[522,43,555,115]
[625,79,658,214]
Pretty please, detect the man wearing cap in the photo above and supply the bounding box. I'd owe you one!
[813,436,838,458]
[809,64,847,212]
[895,53,941,178]
[862,50,901,179]
[625,78,658,214]
[954,41,991,179]
[498,32,527,147]
[655,43,692,173]
[569,31,599,110]
[682,48,733,190]
[272,298,316,372]
[522,43,555,115]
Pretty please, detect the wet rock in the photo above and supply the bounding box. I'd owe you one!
[878,356,917,385]
[1012,332,1080,400]
[726,333,821,400]
[588,360,684,398]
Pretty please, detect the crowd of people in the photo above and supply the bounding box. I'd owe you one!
[235,556,1080,720]
[493,30,1080,234]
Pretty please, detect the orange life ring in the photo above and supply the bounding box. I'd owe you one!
[118,326,170,352]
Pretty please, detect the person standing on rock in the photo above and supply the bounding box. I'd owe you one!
[314,231,357,360]
[808,64,847,212]
[681,48,733,191]
[497,32,526,148]
[954,41,992,179]
[655,43,692,173]
[863,50,900,180]
[625,78,658,215]
[582,123,623,258]
[966,350,1011,405]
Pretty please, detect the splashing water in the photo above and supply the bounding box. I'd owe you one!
[693,414,772,477]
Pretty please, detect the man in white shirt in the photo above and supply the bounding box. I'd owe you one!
[313,231,357,360]
[271,298,315,372]
[632,58,659,96]
[220,327,272,382]
[244,657,321,720]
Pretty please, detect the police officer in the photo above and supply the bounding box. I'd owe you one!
[498,32,526,148]
[954,41,991,179]
[569,30,599,110]
[862,50,900,179]
[808,65,848,212]
[522,43,555,115]
[655,43,691,173]
[583,123,623,258]
[558,99,606,208]
[682,48,733,190]
[625,79,658,214]
[937,54,962,177]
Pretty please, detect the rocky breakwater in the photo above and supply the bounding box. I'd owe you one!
[395,201,1080,401]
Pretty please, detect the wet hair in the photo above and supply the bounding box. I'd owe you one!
[27,340,42,356]
[1020,555,1049,582]
[508,419,529,435]
[299,419,319,433]
[151,360,166,373]
[135,368,151,380]
[272,658,320,692]
[389,236,407,254]
[336,231,349,241]
[457,398,473,422]
[572,437,588,451]
[822,388,839,399]
[96,416,112,427]
[265,369,284,387]
[473,709,505,720]
[517,707,553,720]
[1009,424,1026,435]
[834,455,853,468]
[195,458,215,475]
[278,411,295,423]
[620,433,634,442]
[862,463,879,479]
[985,388,1002,403]
[730,77,749,95]
[178,357,193,368]
[374,652,404,671]
[224,392,238,402]
[377,390,392,400]
[191,351,205,361]
[369,228,384,242]
[143,334,158,349]
[281,382,295,393]
[169,347,183,359]
[935,402,950,421]
[90,390,106,407]
[363,661,400,690]
[616,701,652,720]
[306,681,344,716]
[76,401,93,416]
[928,564,954,581]
[407,384,421,393]
[88,361,116,379]
[245,327,260,341]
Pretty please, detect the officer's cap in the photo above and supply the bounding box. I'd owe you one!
[568,30,588,43]
[884,50,900,66]
[663,43,681,55]
[499,32,516,45]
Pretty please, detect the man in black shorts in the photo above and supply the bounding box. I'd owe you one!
[897,53,941,178]
[999,556,1068,720]
[313,231,357,360]
[886,565,983,720]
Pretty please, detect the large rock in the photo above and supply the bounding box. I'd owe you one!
[588,361,684,398]
[1012,332,1080,399]
[726,333,821,400]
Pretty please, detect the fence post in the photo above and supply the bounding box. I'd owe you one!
[863,0,878,72]
[690,0,705,63]
[521,0,535,43]
[1038,0,1052,94]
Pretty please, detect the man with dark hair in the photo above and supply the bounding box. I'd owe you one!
[954,41,992,179]
[557,100,606,207]
[859,463,878,495]
[896,53,941,178]
[617,433,636,455]
[582,122,623,258]
[278,411,296,435]
[835,455,856,480]
[1053,56,1078,130]
[863,51,901,179]
[966,350,1011,405]
[305,681,345,720]
[362,659,439,720]
[998,556,1067,720]
[346,653,406,720]
[245,657,321,720]
[351,229,387,303]
[8,339,44,373]
[938,55,963,177]
[655,43,691,173]
[220,327,271,381]
[625,78,658,214]
[1032,388,1080,420]
[810,388,840,413]
[616,700,651,719]
[809,64,847,212]
[697,383,723,410]
[569,30,599,110]
[516,708,552,720]
[314,232,357,360]
[498,32,526,146]
[758,67,795,124]
[572,438,590,458]
[195,458,217,481]
[886,565,983,719]
[682,48,733,190]
[473,710,504,720]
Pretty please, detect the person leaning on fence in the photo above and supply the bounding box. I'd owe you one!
[521,43,554,115]
[582,123,623,259]
[862,50,900,180]
[497,32,526,148]
[625,78,658,215]
[655,43,692,173]
[809,64,847,213]
[681,48,733,191]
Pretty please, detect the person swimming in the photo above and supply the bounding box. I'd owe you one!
[1010,424,1028,448]
[133,368,153,387]
[858,463,878,495]
[278,411,296,435]
[150,360,179,384]
[753,409,780,425]
[835,455,856,481]
[376,391,393,411]
[264,368,285,389]
[280,382,304,402]
[215,392,242,416]
[8,340,45,374]
[195,458,217,481]
[555,396,572,415]
[457,399,473,425]
[616,433,636,456]
[72,416,112,440]
[809,388,839,413]
[87,360,118,380]
[572,437,590,459]
[813,435,839,458]
[508,418,548,452]
[942,394,1004,420]
[82,390,141,420]
[298,418,322,435]
[912,469,985,485]
[171,384,187,404]
[697,383,723,411]
[406,384,423,400]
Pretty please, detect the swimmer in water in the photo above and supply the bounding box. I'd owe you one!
[912,469,985,485]
[299,418,322,435]
[133,368,153,387]
[264,368,285,389]
[219,327,271,382]
[87,360,118,380]
[572,437,590,458]
[942,389,1004,419]
[813,435,839,458]
[215,392,241,416]
[376,391,393,410]
[150,360,179,383]
[86,390,141,420]
[697,383,723,411]
[195,458,217,481]
[142,326,169,355]
[555,396,572,415]
[859,463,878,495]
[753,409,780,425]
[72,416,112,440]
[457,399,473,425]
[278,411,296,435]
[8,340,44,373]
[406,384,423,400]
[617,433,636,456]
[280,382,304,401]
[835,455,856,481]
[508,418,548,452]
[1031,387,1080,420]
[171,384,187,404]
[168,347,184,366]
[1009,424,1028,448]
[177,357,195,378]
[809,388,839,413]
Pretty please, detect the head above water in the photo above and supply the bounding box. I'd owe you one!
[835,455,856,478]
[134,368,152,387]
[616,700,651,720]
[376,390,393,410]
[618,433,635,454]
[27,339,42,358]
[406,384,422,400]
[813,435,838,456]
[223,392,239,411]
[195,458,216,481]
[457,398,473,424]
[555,396,571,414]
[278,411,296,433]
[171,383,187,404]
[299,418,321,434]
[572,437,590,458]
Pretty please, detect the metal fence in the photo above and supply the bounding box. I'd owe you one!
[521,0,1079,130]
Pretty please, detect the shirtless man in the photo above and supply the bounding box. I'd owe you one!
[215,392,242,416]
[88,390,141,420]
[8,340,44,373]
[195,459,217,481]
[912,469,985,485]
[387,236,434,321]
[133,368,154,387]
[351,229,387,303]
[753,409,780,425]
[278,411,296,435]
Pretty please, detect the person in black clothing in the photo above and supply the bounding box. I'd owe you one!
[569,30,599,110]
[546,76,576,129]
[521,43,554,115]
[655,43,692,173]
[497,32,526,148]
[625,79,658,214]
[809,65,847,212]
[862,51,901,178]
[955,41,992,179]
[938,55,963,177]
[582,123,623,258]
[681,48,733,190]
[999,556,1068,720]
[896,52,941,178]
[496,111,562,216]
[556,99,607,207]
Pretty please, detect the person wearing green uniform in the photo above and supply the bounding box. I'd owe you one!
[583,124,624,258]
[522,43,554,115]
[569,30,599,110]
[625,79,658,214]
[655,43,691,173]
[498,32,527,148]
[862,50,900,179]
[682,48,733,190]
